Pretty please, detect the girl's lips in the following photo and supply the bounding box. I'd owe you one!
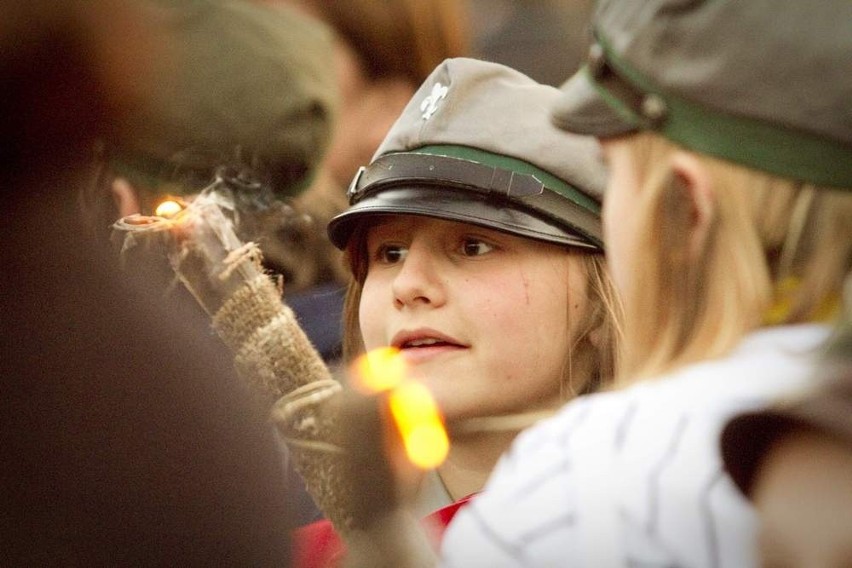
[390,328,468,364]
[398,342,467,364]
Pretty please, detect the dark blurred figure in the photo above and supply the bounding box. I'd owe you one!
[77,0,337,245]
[0,1,310,563]
[259,0,471,368]
[466,0,593,86]
[73,0,338,528]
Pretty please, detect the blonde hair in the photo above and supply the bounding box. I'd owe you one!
[618,132,852,381]
[340,224,622,399]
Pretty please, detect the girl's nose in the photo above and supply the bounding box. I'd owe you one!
[391,243,446,309]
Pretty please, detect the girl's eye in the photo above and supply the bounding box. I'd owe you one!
[460,238,494,257]
[375,244,408,264]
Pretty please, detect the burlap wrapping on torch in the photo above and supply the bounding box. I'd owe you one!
[112,202,361,533]
[211,273,358,534]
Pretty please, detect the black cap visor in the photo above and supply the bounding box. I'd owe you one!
[328,185,597,251]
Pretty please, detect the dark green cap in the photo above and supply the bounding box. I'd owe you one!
[551,0,852,189]
[328,57,607,251]
[111,0,338,197]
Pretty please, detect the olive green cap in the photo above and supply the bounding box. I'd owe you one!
[551,0,852,189]
[328,57,606,251]
[111,0,337,197]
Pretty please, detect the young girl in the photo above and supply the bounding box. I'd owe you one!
[438,0,852,566]
[294,57,621,566]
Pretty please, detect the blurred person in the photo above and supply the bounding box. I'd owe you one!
[78,0,337,249]
[293,57,621,567]
[77,0,339,528]
[327,0,852,566]
[722,301,852,568]
[272,0,469,191]
[465,0,594,87]
[256,0,471,367]
[0,0,312,563]
[439,0,852,566]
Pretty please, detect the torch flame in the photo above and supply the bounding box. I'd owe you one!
[155,199,183,219]
[388,381,449,469]
[351,347,449,469]
[352,346,408,393]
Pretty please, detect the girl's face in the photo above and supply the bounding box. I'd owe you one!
[358,215,589,421]
[600,138,643,300]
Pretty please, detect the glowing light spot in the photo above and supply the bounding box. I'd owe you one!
[388,381,449,469]
[155,200,183,218]
[352,347,407,393]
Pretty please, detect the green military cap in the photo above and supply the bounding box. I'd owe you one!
[551,0,852,189]
[328,57,607,251]
[110,0,337,198]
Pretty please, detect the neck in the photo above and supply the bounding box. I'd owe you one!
[437,430,519,501]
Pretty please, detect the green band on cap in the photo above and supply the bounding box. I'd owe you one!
[410,144,601,214]
[591,34,852,189]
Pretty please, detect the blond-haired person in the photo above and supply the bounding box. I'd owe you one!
[441,0,852,566]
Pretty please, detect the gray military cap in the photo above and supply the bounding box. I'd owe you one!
[327,57,607,251]
[551,0,852,189]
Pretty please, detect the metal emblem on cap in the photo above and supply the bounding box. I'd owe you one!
[640,94,668,127]
[420,82,448,120]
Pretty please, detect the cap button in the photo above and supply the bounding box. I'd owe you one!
[587,43,606,79]
[640,94,668,126]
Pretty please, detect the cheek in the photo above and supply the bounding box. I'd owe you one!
[357,276,387,350]
[483,263,574,376]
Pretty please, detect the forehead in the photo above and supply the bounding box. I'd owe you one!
[364,214,529,242]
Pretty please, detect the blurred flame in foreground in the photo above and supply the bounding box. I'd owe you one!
[388,380,450,469]
[352,347,449,469]
[353,346,408,393]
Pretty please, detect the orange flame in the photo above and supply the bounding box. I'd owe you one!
[352,346,408,394]
[388,381,449,469]
[351,348,450,469]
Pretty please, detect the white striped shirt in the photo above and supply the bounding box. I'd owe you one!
[441,325,830,567]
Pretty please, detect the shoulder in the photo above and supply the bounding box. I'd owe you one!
[441,325,831,566]
[648,324,831,414]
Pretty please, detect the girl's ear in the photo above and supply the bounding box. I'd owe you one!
[669,151,716,260]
